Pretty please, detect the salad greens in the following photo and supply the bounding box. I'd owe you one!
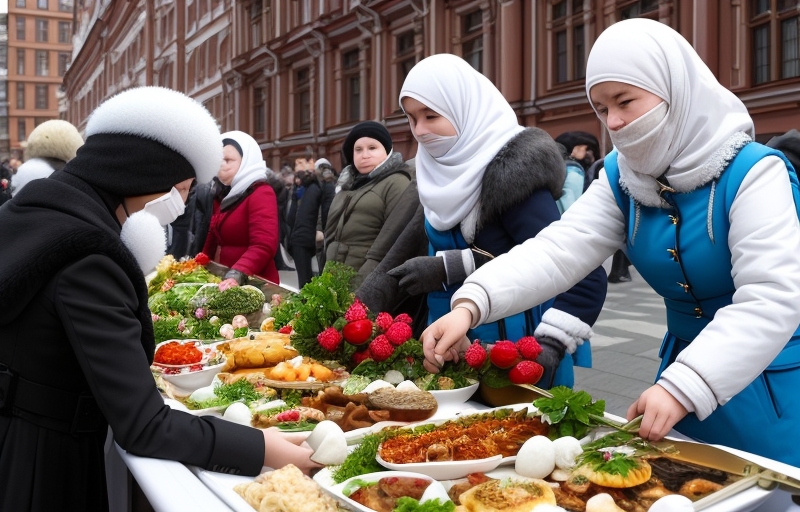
[185,379,263,409]
[393,497,455,512]
[533,386,606,440]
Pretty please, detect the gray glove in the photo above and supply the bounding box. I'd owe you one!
[536,335,566,389]
[224,268,248,286]
[356,271,399,315]
[387,256,447,296]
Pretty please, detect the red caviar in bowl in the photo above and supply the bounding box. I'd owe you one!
[154,341,203,366]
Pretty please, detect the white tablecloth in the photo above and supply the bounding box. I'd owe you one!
[112,401,800,512]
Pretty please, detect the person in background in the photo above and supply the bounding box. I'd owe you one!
[10,120,84,196]
[421,19,800,467]
[388,54,607,388]
[0,87,318,512]
[313,158,338,272]
[202,131,281,285]
[766,129,800,172]
[290,161,335,287]
[325,121,411,286]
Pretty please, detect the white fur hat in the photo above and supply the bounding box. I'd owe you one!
[25,120,84,163]
[11,158,56,196]
[85,86,221,184]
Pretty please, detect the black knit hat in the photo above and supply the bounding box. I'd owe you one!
[342,121,393,167]
[64,133,196,197]
[555,131,600,159]
[767,129,800,172]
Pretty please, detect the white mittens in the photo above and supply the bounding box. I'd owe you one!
[533,308,594,354]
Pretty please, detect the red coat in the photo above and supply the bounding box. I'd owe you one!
[203,182,280,284]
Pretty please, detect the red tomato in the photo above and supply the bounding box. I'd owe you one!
[342,319,373,345]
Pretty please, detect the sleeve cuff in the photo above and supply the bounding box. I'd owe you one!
[657,362,717,420]
[437,249,474,285]
[204,417,265,476]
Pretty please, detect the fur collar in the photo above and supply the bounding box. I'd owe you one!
[478,128,566,229]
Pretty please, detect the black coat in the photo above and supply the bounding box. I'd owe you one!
[0,172,264,511]
[290,175,334,251]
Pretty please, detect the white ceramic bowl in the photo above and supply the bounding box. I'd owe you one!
[429,380,479,407]
[320,470,451,512]
[153,340,226,392]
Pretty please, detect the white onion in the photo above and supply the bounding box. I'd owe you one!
[515,435,555,479]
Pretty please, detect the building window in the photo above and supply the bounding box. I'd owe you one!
[16,0,26,7]
[58,52,70,76]
[59,0,72,11]
[16,17,25,41]
[58,21,71,43]
[550,0,586,84]
[250,0,262,48]
[342,49,360,122]
[461,10,483,72]
[17,83,25,109]
[38,0,48,8]
[395,30,416,93]
[35,116,49,127]
[36,19,48,42]
[0,46,6,70]
[619,0,660,19]
[254,87,265,134]
[36,50,48,76]
[295,67,311,131]
[35,84,48,109]
[18,119,26,142]
[17,49,25,75]
[750,0,800,84]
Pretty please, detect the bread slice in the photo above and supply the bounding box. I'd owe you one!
[458,478,556,512]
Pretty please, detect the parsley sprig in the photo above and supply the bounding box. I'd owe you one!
[533,386,606,440]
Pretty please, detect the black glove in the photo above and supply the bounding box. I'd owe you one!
[536,335,566,389]
[224,268,248,286]
[387,256,447,296]
[356,271,399,315]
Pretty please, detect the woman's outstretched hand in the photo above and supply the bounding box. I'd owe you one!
[627,384,689,441]
[420,307,473,373]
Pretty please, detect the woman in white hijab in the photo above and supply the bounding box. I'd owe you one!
[202,130,281,284]
[391,53,607,390]
[422,20,800,466]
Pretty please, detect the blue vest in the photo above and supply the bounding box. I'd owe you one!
[605,142,800,466]
[424,220,590,388]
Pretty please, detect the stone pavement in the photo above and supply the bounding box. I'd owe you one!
[279,264,667,418]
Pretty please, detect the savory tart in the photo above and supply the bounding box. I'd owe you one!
[573,458,652,488]
[457,478,556,512]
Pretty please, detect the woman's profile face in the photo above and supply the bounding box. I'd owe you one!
[401,97,457,138]
[589,82,664,132]
[353,137,388,174]
[218,144,242,185]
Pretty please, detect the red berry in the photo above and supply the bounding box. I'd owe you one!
[393,313,413,325]
[489,340,520,369]
[464,342,487,369]
[369,335,394,362]
[508,360,545,385]
[375,312,394,332]
[317,327,343,352]
[275,409,301,422]
[278,325,293,334]
[385,322,413,346]
[194,253,210,265]
[344,299,369,322]
[516,336,543,360]
[342,319,374,345]
[351,349,371,366]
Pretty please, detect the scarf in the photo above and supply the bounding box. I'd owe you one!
[585,19,754,207]
[220,131,269,211]
[400,54,525,231]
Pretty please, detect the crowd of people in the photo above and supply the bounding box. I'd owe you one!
[2,16,800,511]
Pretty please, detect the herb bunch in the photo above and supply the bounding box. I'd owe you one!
[533,386,606,440]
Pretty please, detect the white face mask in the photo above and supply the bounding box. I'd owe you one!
[609,101,669,176]
[142,187,186,226]
[415,132,458,159]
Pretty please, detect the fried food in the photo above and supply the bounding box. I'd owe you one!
[458,478,556,512]
[219,333,298,370]
[574,459,652,488]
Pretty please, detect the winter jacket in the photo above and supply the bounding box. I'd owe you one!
[203,181,281,283]
[0,172,264,511]
[324,152,411,284]
[290,175,334,251]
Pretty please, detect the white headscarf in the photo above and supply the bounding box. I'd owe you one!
[400,54,525,231]
[220,130,268,210]
[586,19,754,207]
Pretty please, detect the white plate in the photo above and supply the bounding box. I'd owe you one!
[315,470,451,512]
[376,452,506,480]
[190,467,262,512]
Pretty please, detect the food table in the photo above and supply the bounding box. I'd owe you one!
[113,399,800,512]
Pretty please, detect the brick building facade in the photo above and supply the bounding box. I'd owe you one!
[7,0,73,156]
[62,0,800,170]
